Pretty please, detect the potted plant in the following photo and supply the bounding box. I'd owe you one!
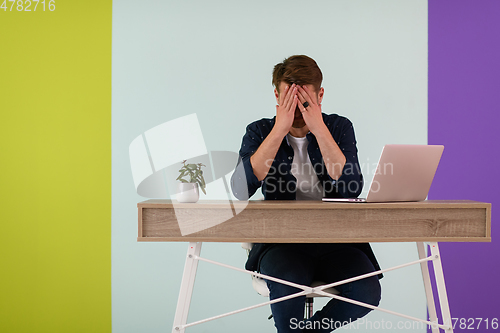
[176,160,206,203]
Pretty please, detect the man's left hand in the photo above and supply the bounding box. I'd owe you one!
[297,85,327,135]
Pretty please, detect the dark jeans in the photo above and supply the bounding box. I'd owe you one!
[259,243,381,333]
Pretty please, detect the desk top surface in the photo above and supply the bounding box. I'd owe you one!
[137,200,491,243]
[138,199,489,209]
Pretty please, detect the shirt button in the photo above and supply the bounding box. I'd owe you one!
[288,156,292,160]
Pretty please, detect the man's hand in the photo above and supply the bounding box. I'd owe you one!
[296,85,327,135]
[249,83,297,181]
[297,85,346,180]
[274,83,298,137]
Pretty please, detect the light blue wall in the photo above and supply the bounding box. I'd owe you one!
[112,1,428,332]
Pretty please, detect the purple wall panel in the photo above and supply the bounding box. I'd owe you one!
[428,0,500,328]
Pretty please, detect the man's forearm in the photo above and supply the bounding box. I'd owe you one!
[250,128,284,181]
[315,126,346,180]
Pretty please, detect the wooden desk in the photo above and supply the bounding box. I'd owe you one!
[137,200,491,333]
[138,199,490,243]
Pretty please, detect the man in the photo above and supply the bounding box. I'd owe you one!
[231,55,381,332]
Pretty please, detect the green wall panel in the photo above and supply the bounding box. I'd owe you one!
[0,2,112,332]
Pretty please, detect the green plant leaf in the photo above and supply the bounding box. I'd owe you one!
[176,170,187,180]
[177,160,207,193]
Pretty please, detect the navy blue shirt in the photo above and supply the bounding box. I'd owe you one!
[231,113,363,200]
[231,113,382,278]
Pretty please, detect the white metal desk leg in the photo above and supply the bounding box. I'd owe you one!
[417,242,439,333]
[429,242,453,332]
[172,242,202,333]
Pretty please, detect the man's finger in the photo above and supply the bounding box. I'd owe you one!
[302,85,316,100]
[286,94,297,113]
[290,94,298,112]
[284,84,297,110]
[297,85,314,105]
[296,89,307,105]
[279,84,289,106]
[296,97,307,113]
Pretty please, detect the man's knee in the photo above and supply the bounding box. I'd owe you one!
[349,276,381,308]
[265,273,312,298]
[359,276,381,307]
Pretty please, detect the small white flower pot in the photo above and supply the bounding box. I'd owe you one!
[176,183,199,203]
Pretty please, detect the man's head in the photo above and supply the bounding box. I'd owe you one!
[272,55,323,96]
[272,55,324,129]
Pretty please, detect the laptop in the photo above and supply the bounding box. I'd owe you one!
[322,144,444,203]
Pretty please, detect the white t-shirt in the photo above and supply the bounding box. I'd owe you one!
[286,134,324,200]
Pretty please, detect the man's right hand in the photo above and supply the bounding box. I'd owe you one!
[274,83,298,137]
[250,84,297,181]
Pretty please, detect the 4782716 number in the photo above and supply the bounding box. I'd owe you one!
[1,0,55,11]
[452,318,499,330]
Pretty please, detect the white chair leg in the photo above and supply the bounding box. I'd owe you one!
[172,242,202,333]
[417,242,439,333]
[428,242,454,332]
